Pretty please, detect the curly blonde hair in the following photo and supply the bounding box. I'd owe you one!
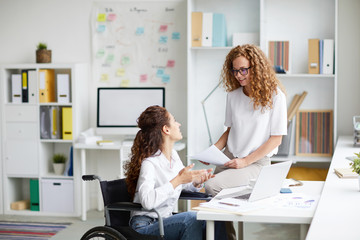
[221,44,285,110]
[124,106,170,199]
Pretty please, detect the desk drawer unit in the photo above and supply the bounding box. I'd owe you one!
[41,179,74,213]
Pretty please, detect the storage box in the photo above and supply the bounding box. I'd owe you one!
[41,179,74,213]
[11,199,30,210]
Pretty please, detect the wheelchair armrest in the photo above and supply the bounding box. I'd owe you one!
[179,190,212,200]
[105,202,165,238]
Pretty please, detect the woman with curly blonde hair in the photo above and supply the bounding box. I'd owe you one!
[203,44,287,240]
[124,105,227,240]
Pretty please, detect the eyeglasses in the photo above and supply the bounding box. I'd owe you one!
[231,67,251,76]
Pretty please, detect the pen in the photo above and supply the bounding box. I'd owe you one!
[219,202,240,207]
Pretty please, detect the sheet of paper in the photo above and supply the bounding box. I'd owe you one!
[191,145,230,165]
[199,198,264,214]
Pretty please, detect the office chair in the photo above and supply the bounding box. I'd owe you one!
[80,175,212,240]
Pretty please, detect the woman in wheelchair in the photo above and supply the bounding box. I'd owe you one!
[124,105,226,240]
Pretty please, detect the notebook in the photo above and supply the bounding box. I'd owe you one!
[215,160,292,202]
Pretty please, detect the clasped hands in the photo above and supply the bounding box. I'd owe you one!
[176,163,214,188]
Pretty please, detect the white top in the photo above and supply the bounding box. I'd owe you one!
[132,149,200,219]
[225,87,287,158]
[306,136,360,240]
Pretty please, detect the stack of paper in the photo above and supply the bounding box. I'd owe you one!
[334,168,358,178]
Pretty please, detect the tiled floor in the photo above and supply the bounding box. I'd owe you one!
[0,210,300,240]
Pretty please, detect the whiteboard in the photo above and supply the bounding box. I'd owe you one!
[91,1,185,86]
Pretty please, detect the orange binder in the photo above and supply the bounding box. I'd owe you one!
[308,39,320,74]
[62,107,72,140]
[39,69,55,103]
[191,12,203,47]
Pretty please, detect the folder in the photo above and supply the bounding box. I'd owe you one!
[21,70,29,102]
[11,74,22,103]
[323,39,334,75]
[319,40,323,74]
[40,106,51,139]
[28,70,37,104]
[30,179,40,211]
[212,13,227,47]
[50,106,61,139]
[62,107,73,140]
[57,74,70,103]
[202,12,213,47]
[191,12,203,47]
[308,39,320,74]
[39,69,56,103]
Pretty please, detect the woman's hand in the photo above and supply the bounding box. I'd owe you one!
[171,164,211,188]
[192,168,215,188]
[224,158,249,169]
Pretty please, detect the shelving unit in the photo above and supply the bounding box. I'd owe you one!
[0,63,88,216]
[187,0,337,165]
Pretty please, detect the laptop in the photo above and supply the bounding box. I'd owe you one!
[215,160,292,202]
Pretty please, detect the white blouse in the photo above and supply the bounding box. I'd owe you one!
[131,149,200,219]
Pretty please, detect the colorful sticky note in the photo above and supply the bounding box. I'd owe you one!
[97,25,106,33]
[135,27,144,35]
[97,13,106,22]
[140,74,148,83]
[121,56,130,65]
[162,74,170,83]
[172,32,181,40]
[107,13,117,21]
[100,74,109,82]
[156,69,164,77]
[159,25,168,32]
[159,36,168,44]
[116,68,125,77]
[106,54,114,63]
[96,49,105,58]
[121,79,130,87]
[167,60,175,68]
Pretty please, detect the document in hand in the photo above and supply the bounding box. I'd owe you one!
[191,145,230,165]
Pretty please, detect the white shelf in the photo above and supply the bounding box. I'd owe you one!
[272,155,332,163]
[276,74,335,78]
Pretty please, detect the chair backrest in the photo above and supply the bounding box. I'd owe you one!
[100,178,131,227]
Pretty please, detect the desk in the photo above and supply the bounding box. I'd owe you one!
[74,141,125,221]
[306,136,360,240]
[197,181,324,240]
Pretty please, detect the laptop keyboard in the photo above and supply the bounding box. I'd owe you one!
[234,193,251,200]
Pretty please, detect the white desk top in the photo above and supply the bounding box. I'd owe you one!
[306,136,360,240]
[197,181,324,224]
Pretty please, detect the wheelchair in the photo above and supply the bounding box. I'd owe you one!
[80,175,212,240]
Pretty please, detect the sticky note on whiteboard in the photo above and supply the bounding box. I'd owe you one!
[107,13,116,21]
[172,32,180,40]
[159,36,168,44]
[97,13,106,22]
[140,74,147,83]
[167,60,175,68]
[116,68,125,77]
[162,74,170,83]
[136,27,144,35]
[97,25,106,33]
[159,25,168,32]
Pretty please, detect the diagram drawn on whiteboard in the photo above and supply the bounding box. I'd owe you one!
[91,1,184,86]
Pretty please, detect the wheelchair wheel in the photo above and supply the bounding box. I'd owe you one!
[81,226,127,240]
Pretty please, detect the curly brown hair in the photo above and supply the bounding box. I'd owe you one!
[124,105,170,199]
[221,44,285,110]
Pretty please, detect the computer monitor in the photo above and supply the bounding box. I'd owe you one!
[96,87,165,136]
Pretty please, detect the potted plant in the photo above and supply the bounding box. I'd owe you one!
[36,42,52,63]
[52,153,66,175]
[349,152,360,190]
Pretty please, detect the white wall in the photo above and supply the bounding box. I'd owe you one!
[337,0,360,136]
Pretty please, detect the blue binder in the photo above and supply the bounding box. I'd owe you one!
[212,13,227,47]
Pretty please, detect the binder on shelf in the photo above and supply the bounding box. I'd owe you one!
[212,13,227,47]
[21,70,29,102]
[30,179,39,211]
[319,39,323,74]
[40,106,51,139]
[201,12,213,47]
[28,70,37,104]
[191,12,203,47]
[62,107,73,140]
[57,74,70,103]
[323,39,334,74]
[50,106,61,139]
[39,69,55,103]
[11,74,22,103]
[308,39,320,74]
[268,41,290,73]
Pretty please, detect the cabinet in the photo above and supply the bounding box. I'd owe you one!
[0,63,88,216]
[186,0,337,165]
